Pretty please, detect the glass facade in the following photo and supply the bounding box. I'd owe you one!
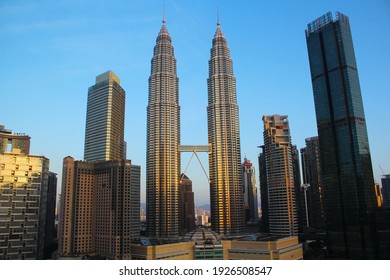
[84,71,126,161]
[306,12,377,259]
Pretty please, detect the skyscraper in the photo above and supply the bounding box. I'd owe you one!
[301,136,325,230]
[306,12,377,259]
[207,20,243,236]
[146,19,180,238]
[241,158,259,224]
[262,115,298,237]
[84,71,126,161]
[178,174,195,235]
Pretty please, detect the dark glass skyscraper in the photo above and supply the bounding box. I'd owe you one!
[207,20,243,236]
[146,19,180,238]
[306,12,377,259]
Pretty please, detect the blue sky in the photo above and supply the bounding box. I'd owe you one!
[1,0,389,206]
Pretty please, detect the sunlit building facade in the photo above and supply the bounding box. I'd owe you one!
[306,12,377,259]
[0,151,50,259]
[84,71,126,161]
[262,115,298,237]
[207,20,243,236]
[146,19,180,238]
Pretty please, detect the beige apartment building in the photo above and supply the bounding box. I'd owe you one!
[58,156,140,259]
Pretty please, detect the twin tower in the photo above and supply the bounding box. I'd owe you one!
[146,19,243,238]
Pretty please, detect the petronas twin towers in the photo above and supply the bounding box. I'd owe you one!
[146,18,243,238]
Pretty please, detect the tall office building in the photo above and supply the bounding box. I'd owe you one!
[207,20,243,236]
[58,157,140,259]
[382,175,390,208]
[178,174,195,235]
[306,12,377,259]
[262,115,297,237]
[84,71,126,161]
[241,158,258,224]
[146,19,180,238]
[0,149,51,259]
[301,136,325,230]
[0,125,30,155]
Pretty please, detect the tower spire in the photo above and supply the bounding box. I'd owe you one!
[217,7,220,26]
[163,4,166,24]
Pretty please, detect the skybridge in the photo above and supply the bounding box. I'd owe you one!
[179,144,212,182]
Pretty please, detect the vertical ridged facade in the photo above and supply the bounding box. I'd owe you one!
[207,21,243,236]
[146,20,180,238]
[306,12,377,259]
